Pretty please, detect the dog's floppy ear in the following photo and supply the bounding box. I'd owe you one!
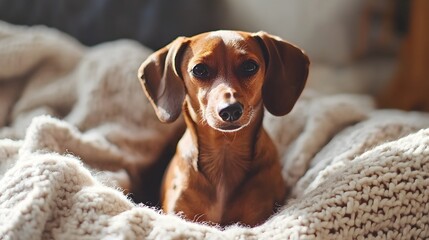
[253,31,310,116]
[138,37,188,123]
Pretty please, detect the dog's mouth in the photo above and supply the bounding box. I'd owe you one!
[217,124,242,132]
[211,116,253,133]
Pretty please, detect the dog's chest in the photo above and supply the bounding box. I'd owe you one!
[177,130,257,223]
[201,145,252,222]
[202,143,251,186]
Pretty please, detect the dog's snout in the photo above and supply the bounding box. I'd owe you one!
[218,103,243,122]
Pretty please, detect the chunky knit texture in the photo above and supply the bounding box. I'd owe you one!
[1,21,429,239]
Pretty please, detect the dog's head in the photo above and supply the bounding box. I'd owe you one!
[138,30,309,132]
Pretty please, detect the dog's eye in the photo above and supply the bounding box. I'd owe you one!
[240,60,259,76]
[192,64,210,79]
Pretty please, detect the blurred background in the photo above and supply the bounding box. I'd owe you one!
[0,0,427,111]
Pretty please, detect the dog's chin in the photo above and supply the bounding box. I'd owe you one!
[215,124,243,133]
[209,120,251,133]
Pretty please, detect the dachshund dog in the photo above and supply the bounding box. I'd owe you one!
[138,30,309,227]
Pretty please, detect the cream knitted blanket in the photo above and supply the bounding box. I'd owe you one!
[1,21,429,239]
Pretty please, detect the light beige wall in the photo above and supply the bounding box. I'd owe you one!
[219,0,363,65]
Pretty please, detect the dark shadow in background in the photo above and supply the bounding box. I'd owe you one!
[0,0,224,50]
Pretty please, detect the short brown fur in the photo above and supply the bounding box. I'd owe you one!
[138,30,309,227]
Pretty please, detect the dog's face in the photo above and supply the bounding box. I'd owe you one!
[138,30,309,130]
[180,31,266,132]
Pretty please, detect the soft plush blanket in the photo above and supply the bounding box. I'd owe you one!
[0,21,428,239]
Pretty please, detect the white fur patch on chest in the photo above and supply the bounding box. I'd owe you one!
[206,30,244,45]
[165,166,185,213]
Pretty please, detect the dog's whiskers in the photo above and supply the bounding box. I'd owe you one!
[198,109,209,126]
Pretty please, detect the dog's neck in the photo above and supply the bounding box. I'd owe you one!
[182,100,264,189]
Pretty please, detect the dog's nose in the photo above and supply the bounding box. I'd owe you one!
[218,103,243,122]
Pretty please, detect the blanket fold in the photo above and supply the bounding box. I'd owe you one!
[0,21,428,239]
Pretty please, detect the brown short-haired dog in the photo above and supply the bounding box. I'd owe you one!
[138,30,309,227]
